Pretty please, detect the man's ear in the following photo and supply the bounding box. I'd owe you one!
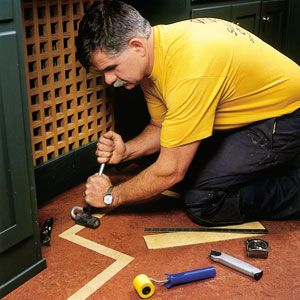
[128,38,146,56]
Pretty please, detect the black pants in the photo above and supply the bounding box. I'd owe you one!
[183,108,300,226]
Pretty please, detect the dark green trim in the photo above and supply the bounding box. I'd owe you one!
[34,140,157,205]
[35,141,100,205]
[0,258,46,298]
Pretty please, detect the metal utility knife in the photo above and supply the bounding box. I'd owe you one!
[210,250,263,280]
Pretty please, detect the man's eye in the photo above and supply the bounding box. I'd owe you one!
[105,65,116,72]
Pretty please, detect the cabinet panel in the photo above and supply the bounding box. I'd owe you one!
[191,4,231,20]
[232,1,261,34]
[190,0,288,51]
[126,0,188,25]
[285,0,300,63]
[0,31,33,254]
[260,0,287,50]
[0,0,13,21]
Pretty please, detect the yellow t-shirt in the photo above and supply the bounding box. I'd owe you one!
[141,18,300,147]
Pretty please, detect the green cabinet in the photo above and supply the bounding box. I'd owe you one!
[260,0,287,51]
[191,3,232,20]
[190,0,288,51]
[286,0,300,64]
[0,1,46,297]
[232,1,261,35]
[126,0,188,25]
[191,1,261,35]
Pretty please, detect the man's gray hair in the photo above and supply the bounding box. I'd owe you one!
[77,0,152,69]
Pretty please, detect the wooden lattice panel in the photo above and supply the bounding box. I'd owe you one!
[22,0,113,166]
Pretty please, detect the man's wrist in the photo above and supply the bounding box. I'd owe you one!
[121,144,130,162]
[103,185,114,205]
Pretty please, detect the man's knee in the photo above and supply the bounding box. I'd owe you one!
[183,189,246,226]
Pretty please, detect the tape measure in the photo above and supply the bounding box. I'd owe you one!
[144,227,268,234]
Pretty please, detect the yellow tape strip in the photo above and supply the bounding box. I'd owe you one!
[59,218,134,299]
[161,190,181,199]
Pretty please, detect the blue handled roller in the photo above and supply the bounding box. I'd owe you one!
[164,266,216,288]
[133,266,216,298]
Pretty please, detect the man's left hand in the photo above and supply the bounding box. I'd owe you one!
[84,173,112,207]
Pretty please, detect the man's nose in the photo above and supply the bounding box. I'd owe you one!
[104,72,117,85]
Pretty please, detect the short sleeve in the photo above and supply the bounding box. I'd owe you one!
[160,76,226,147]
[141,78,166,126]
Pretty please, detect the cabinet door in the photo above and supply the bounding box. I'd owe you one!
[232,1,261,35]
[191,4,231,21]
[0,1,45,297]
[285,0,300,63]
[0,19,34,255]
[260,0,287,50]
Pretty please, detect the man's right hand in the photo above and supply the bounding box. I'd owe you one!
[96,131,126,164]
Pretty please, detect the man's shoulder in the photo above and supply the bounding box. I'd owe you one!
[154,18,231,49]
[156,18,230,32]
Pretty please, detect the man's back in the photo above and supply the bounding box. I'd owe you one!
[144,18,300,147]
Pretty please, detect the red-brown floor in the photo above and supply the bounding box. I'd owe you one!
[4,165,300,300]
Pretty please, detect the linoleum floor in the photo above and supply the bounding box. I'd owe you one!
[4,164,300,300]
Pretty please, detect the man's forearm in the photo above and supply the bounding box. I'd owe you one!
[122,123,161,162]
[111,141,201,206]
[85,141,200,208]
[112,159,180,205]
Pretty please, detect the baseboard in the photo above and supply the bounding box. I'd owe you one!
[0,258,46,298]
[34,142,99,205]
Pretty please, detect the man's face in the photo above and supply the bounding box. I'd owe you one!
[90,43,147,90]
